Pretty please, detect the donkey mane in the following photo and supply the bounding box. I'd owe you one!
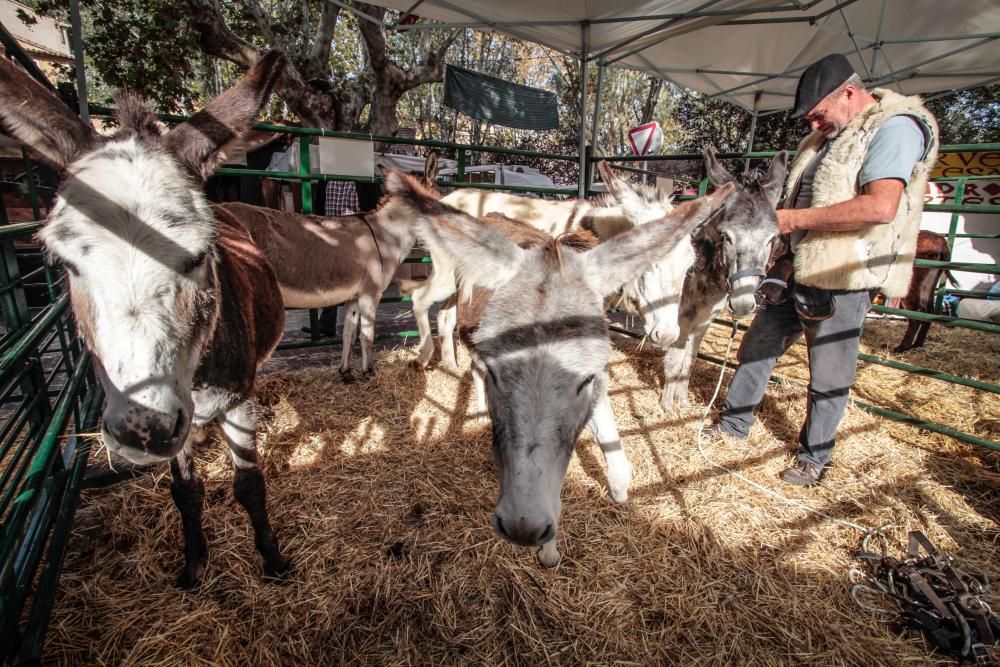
[113,93,163,141]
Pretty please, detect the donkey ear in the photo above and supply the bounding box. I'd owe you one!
[0,57,97,170]
[584,182,735,294]
[423,150,439,186]
[703,147,735,186]
[597,160,665,226]
[164,50,287,184]
[595,160,622,195]
[762,150,788,207]
[384,169,525,290]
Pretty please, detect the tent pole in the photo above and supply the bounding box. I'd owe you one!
[69,0,89,123]
[578,22,590,198]
[744,91,761,171]
[589,56,605,169]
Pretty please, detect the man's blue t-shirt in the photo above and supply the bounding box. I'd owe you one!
[793,115,927,210]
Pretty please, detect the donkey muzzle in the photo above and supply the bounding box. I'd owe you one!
[492,511,556,547]
[728,267,766,318]
[102,406,190,463]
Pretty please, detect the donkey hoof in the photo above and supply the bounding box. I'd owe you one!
[176,562,207,589]
[609,486,630,504]
[659,395,684,413]
[361,368,376,380]
[339,370,356,384]
[263,556,293,583]
[537,541,561,568]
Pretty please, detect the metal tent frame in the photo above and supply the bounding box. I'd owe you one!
[345,0,999,193]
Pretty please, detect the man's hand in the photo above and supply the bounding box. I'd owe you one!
[775,178,905,234]
[777,209,799,234]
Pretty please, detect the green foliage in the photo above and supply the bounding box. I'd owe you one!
[86,0,202,111]
[670,91,797,154]
[24,0,203,112]
[925,85,1000,145]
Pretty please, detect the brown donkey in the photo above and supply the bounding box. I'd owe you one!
[218,153,439,381]
[0,52,291,587]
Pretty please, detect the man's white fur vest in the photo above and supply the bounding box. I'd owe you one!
[784,88,939,297]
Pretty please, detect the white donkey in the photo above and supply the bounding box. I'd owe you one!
[0,52,290,587]
[404,181,694,371]
[384,169,734,567]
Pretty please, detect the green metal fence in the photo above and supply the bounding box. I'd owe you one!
[0,207,103,664]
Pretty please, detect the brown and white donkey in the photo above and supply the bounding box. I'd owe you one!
[0,51,291,587]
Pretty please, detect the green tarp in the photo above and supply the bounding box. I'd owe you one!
[443,65,559,131]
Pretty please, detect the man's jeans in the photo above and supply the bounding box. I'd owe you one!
[717,290,872,468]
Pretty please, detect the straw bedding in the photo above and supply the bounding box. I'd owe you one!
[44,317,999,665]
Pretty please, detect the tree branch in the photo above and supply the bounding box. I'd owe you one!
[242,0,274,44]
[185,0,261,67]
[354,2,388,72]
[434,28,461,62]
[305,1,341,80]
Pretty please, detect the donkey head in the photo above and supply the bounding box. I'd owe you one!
[596,161,697,347]
[385,170,734,548]
[702,149,787,318]
[0,51,286,464]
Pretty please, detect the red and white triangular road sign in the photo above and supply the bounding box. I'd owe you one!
[628,121,663,156]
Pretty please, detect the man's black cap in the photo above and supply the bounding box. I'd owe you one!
[791,54,856,118]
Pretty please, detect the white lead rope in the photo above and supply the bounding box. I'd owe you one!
[694,319,873,534]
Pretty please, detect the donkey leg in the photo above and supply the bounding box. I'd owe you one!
[357,293,378,378]
[660,339,691,412]
[471,364,488,417]
[912,320,932,349]
[894,318,920,353]
[675,323,711,409]
[411,266,458,369]
[222,400,289,579]
[411,283,436,369]
[437,300,459,372]
[170,446,208,589]
[339,300,360,382]
[586,389,632,503]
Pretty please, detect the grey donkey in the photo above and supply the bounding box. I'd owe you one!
[384,168,735,567]
[604,150,788,411]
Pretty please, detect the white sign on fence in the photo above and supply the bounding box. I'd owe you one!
[317,137,374,177]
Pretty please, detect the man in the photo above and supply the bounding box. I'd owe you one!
[707,54,939,485]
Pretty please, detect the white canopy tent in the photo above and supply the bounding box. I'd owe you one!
[350,0,1000,193]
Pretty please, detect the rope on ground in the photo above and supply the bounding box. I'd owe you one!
[694,318,873,534]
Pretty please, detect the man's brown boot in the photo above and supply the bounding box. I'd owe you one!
[779,460,823,486]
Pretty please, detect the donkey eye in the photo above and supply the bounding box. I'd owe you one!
[181,251,208,275]
[577,374,595,394]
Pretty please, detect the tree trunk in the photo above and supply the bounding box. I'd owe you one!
[185,0,457,135]
[640,78,664,125]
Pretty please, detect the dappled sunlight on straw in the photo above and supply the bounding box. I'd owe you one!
[45,332,999,665]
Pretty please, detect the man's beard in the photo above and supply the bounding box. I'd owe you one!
[822,122,844,139]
